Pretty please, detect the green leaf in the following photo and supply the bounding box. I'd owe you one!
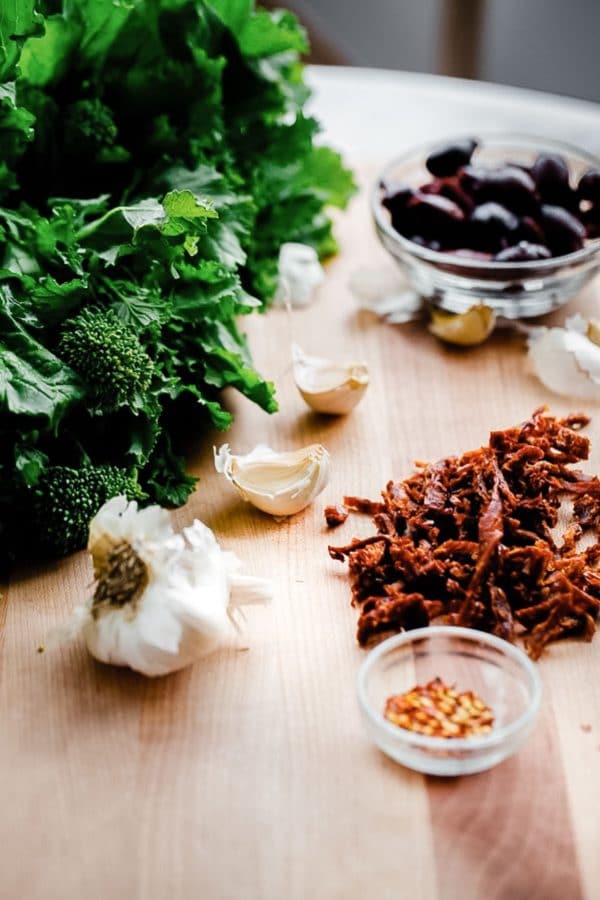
[14,443,48,486]
[0,286,83,429]
[0,0,42,81]
[203,345,277,413]
[19,15,81,86]
[238,10,308,58]
[208,0,252,35]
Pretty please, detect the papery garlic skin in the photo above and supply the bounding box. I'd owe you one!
[274,242,324,307]
[78,497,272,677]
[349,266,423,323]
[428,304,496,346]
[214,443,330,516]
[292,343,369,415]
[528,317,600,399]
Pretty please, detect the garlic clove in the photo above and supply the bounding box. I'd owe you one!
[292,343,369,415]
[587,319,600,347]
[274,242,324,307]
[214,443,330,516]
[528,322,600,398]
[428,304,496,346]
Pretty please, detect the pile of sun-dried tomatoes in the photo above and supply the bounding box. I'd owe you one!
[328,409,600,659]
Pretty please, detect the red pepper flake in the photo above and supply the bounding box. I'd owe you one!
[384,677,494,738]
[329,409,600,659]
[581,723,592,733]
[324,504,349,528]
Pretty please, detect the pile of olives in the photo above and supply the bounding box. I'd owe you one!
[382,138,600,262]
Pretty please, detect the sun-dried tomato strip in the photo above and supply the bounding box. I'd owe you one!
[329,410,600,658]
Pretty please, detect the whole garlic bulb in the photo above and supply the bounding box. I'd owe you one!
[71,496,272,677]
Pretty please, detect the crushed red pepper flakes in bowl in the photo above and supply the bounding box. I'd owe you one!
[329,408,600,659]
[384,677,494,738]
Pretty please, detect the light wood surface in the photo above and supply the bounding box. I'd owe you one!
[4,76,600,900]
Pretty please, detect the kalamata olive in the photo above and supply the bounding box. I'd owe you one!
[582,204,600,225]
[382,183,415,211]
[399,192,465,244]
[540,204,586,255]
[420,176,475,214]
[577,168,600,203]
[531,153,572,206]
[460,165,538,215]
[425,139,478,177]
[469,202,520,251]
[494,241,552,262]
[517,215,546,244]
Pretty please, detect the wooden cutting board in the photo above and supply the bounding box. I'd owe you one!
[2,168,600,900]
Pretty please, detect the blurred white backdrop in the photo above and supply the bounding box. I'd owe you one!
[285,0,600,102]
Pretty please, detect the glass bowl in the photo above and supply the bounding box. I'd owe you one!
[371,134,600,317]
[357,626,542,776]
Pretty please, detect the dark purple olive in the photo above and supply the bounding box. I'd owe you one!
[400,192,465,244]
[586,223,600,239]
[540,204,586,255]
[582,204,600,226]
[460,164,538,215]
[494,241,552,262]
[469,202,520,251]
[577,169,600,203]
[517,215,546,245]
[531,153,573,206]
[420,176,475,214]
[425,139,478,177]
[382,185,417,233]
[382,183,415,212]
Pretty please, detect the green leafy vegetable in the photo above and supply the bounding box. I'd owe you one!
[0,0,355,566]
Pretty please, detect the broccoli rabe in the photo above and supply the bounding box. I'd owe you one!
[58,308,155,412]
[30,464,146,557]
[63,99,119,156]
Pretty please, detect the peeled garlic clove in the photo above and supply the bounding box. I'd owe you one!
[274,242,324,307]
[214,443,330,516]
[428,304,496,346]
[528,324,600,398]
[292,343,369,415]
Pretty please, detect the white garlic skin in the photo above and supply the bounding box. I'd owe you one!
[292,343,369,415]
[214,443,330,517]
[528,319,600,399]
[274,242,324,307]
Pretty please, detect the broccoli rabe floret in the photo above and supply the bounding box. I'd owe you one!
[58,308,154,411]
[30,464,146,557]
[63,98,118,155]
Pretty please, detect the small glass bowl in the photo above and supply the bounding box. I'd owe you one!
[371,134,600,318]
[357,627,542,777]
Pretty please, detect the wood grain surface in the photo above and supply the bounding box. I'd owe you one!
[2,165,600,900]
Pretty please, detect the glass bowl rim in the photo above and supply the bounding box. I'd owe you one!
[357,625,543,753]
[371,132,600,273]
